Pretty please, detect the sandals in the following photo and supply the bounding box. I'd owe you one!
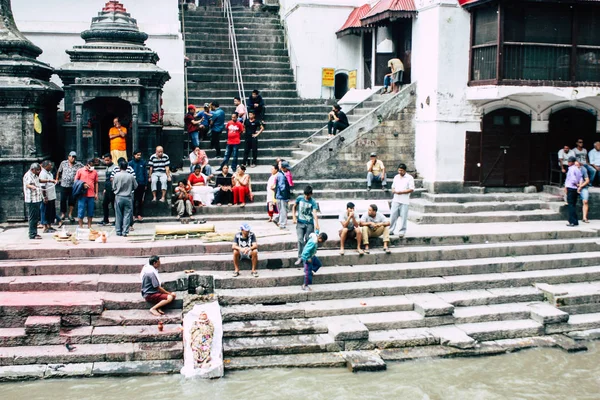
[339,250,345,256]
[232,271,240,277]
[384,248,391,254]
[251,271,259,278]
[364,249,370,254]
[583,219,590,223]
[357,249,364,255]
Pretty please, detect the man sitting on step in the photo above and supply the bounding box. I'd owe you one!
[366,152,387,191]
[232,223,259,278]
[140,255,176,316]
[339,202,364,255]
[359,204,391,254]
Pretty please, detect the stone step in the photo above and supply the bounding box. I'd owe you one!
[223,318,329,338]
[224,352,346,370]
[0,323,181,347]
[188,88,298,98]
[187,80,297,90]
[408,209,563,224]
[0,341,183,366]
[421,192,547,203]
[188,65,293,75]
[213,251,600,290]
[215,265,600,306]
[188,97,330,107]
[185,32,285,41]
[185,46,288,57]
[410,199,551,214]
[186,39,287,49]
[455,319,545,342]
[188,72,294,82]
[547,312,600,334]
[187,53,290,62]
[92,309,182,327]
[223,333,340,357]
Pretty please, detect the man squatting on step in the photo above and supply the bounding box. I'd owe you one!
[301,231,328,291]
[140,256,176,316]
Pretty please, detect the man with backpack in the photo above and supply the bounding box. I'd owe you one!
[275,161,291,229]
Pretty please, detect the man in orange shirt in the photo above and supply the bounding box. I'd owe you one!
[109,117,128,161]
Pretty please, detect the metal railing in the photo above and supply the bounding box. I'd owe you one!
[223,0,247,108]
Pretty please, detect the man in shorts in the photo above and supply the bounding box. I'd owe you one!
[232,223,258,277]
[576,160,591,223]
[339,201,363,255]
[140,255,176,316]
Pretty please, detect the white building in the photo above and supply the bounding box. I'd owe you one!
[283,0,600,191]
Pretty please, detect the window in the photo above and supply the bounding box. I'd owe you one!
[469,1,600,85]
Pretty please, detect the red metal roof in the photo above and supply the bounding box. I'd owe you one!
[360,0,416,26]
[336,4,372,37]
[459,0,600,7]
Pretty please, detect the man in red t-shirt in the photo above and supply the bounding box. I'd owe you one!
[219,112,244,172]
[74,159,99,228]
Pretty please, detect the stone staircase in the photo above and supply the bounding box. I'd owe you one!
[183,6,331,167]
[409,190,566,224]
[2,223,600,377]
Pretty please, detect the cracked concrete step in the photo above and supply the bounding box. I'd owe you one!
[0,341,182,366]
[409,209,563,224]
[213,251,600,289]
[215,265,600,305]
[224,352,346,370]
[223,319,329,338]
[536,282,600,315]
[223,333,341,357]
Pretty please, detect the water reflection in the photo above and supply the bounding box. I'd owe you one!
[1,343,600,400]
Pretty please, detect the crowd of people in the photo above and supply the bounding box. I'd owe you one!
[560,139,600,226]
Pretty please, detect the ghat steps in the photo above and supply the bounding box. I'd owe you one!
[1,223,600,377]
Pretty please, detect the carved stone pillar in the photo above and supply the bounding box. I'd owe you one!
[75,103,83,158]
[131,102,139,151]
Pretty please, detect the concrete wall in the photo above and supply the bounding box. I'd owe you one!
[12,0,185,127]
[279,0,367,99]
[412,0,479,192]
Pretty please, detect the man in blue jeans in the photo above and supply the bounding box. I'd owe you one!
[301,231,328,291]
[74,159,99,229]
[210,101,225,158]
[275,161,291,229]
[292,185,320,266]
[565,156,582,227]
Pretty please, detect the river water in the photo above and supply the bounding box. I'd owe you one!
[1,343,599,400]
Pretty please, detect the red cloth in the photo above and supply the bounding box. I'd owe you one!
[188,173,205,185]
[74,168,98,197]
[145,293,169,304]
[233,185,249,204]
[225,121,244,145]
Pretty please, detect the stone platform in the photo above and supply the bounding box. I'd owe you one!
[2,217,600,380]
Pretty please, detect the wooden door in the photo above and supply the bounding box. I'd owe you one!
[481,109,532,187]
[464,131,482,185]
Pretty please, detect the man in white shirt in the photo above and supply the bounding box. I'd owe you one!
[39,160,60,233]
[390,163,415,237]
[588,141,600,187]
[574,139,596,185]
[557,145,575,174]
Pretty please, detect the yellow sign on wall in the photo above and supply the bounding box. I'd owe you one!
[322,68,335,87]
[348,70,357,89]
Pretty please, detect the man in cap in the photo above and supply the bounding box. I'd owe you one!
[366,152,387,191]
[339,201,363,255]
[56,151,84,222]
[185,104,201,148]
[23,163,43,239]
[275,161,292,229]
[565,156,583,227]
[232,223,259,277]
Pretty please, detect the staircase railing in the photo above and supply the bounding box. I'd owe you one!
[223,0,247,108]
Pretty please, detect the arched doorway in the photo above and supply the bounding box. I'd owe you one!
[334,72,348,99]
[549,108,597,154]
[83,97,132,159]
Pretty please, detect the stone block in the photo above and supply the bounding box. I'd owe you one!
[327,319,369,341]
[91,360,183,376]
[133,341,183,361]
[567,328,600,341]
[344,340,376,351]
[0,364,47,382]
[410,296,454,317]
[24,316,61,335]
[342,351,386,372]
[550,334,588,353]
[45,363,93,378]
[431,326,476,350]
[528,303,569,325]
[61,315,92,327]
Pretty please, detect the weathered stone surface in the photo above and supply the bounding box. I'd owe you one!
[91,360,183,376]
[45,363,93,378]
[223,333,341,357]
[549,334,588,353]
[225,352,346,370]
[90,324,182,344]
[133,341,183,361]
[456,320,544,342]
[407,294,454,317]
[24,316,61,335]
[0,364,47,382]
[61,315,92,327]
[528,303,569,325]
[92,309,181,327]
[430,326,476,349]
[223,319,327,337]
[343,340,376,351]
[453,303,530,324]
[327,319,369,341]
[567,328,600,341]
[546,313,600,334]
[369,328,439,349]
[342,351,386,372]
[0,292,103,316]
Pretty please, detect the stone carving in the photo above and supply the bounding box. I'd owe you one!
[74,77,140,85]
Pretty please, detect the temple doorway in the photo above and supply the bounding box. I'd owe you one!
[83,97,132,159]
[549,108,597,154]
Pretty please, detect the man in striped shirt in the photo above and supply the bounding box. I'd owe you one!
[148,146,171,202]
[23,163,43,240]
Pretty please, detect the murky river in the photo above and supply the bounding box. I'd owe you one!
[2,343,600,400]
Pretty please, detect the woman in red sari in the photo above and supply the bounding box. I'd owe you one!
[187,165,214,207]
[232,165,253,207]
